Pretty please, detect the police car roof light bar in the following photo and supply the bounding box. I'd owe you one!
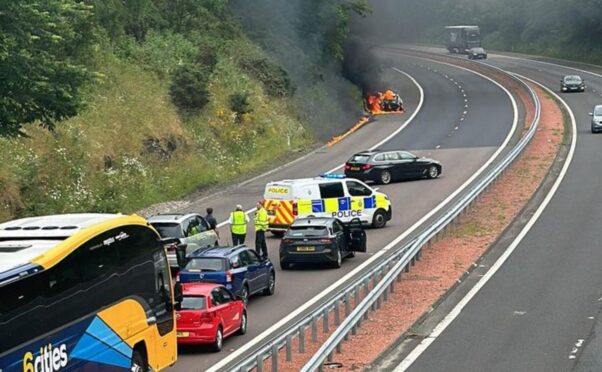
[319,173,346,179]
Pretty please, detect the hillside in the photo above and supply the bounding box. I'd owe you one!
[0,0,369,221]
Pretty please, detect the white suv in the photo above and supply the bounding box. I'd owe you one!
[148,213,218,268]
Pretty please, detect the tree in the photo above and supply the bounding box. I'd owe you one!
[0,1,94,136]
[169,64,211,112]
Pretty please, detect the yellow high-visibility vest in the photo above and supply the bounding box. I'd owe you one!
[230,211,247,235]
[254,208,269,231]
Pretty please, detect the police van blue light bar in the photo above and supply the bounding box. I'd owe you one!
[319,173,346,179]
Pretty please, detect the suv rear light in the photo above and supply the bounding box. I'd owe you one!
[361,164,373,171]
[292,202,298,216]
[344,164,351,171]
[175,272,180,282]
[226,271,233,283]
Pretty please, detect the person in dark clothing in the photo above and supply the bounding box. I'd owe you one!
[205,207,220,242]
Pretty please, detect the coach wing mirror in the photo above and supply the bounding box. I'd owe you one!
[589,112,593,116]
[175,244,188,269]
[173,282,183,304]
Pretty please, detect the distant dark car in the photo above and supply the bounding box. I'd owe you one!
[468,47,487,60]
[178,246,275,304]
[344,150,442,185]
[176,283,246,351]
[279,217,366,270]
[561,75,585,93]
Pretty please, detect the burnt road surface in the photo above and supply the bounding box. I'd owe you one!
[385,46,602,372]
[169,52,518,371]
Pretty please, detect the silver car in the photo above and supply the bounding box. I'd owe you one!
[590,105,602,133]
[148,213,218,268]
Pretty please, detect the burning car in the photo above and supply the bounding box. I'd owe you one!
[365,90,403,115]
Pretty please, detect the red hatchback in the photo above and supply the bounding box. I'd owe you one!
[176,282,247,351]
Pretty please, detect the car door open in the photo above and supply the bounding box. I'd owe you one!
[347,218,367,252]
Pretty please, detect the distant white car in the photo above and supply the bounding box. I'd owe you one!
[148,213,218,268]
[590,105,602,133]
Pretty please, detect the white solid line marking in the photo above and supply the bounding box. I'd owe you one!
[209,55,519,372]
[394,75,577,372]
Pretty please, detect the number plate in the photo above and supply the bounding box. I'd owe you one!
[177,332,189,337]
[350,167,360,171]
[297,246,315,252]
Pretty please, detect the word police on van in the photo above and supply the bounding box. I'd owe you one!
[263,174,392,233]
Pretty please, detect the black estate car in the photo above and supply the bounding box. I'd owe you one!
[279,217,366,270]
[561,75,585,93]
[468,47,487,60]
[344,150,442,185]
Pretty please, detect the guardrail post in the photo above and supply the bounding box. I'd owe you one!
[327,351,333,363]
[336,341,342,354]
[334,299,341,326]
[383,284,389,302]
[271,344,278,372]
[299,325,305,353]
[390,279,395,293]
[376,293,382,309]
[286,335,293,362]
[312,316,318,342]
[256,354,263,372]
[346,292,352,316]
[323,308,330,333]
[411,256,416,266]
[404,263,410,273]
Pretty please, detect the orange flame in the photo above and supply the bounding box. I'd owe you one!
[328,116,371,147]
[365,90,404,115]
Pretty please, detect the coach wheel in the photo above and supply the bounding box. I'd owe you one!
[131,350,147,372]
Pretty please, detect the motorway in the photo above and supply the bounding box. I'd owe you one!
[169,52,519,371]
[385,47,602,372]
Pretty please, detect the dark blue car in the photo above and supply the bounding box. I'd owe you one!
[178,246,275,304]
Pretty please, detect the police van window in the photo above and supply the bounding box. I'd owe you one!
[319,182,345,199]
[346,181,372,197]
[374,154,385,162]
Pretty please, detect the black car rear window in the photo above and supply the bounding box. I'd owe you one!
[180,296,206,310]
[287,226,329,237]
[151,223,182,239]
[185,258,227,272]
[348,154,371,164]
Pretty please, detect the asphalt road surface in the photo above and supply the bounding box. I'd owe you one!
[390,47,602,372]
[169,52,517,371]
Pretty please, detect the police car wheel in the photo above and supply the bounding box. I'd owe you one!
[380,170,392,185]
[372,210,387,228]
[263,272,275,296]
[348,250,355,258]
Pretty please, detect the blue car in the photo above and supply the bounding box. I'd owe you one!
[178,246,275,304]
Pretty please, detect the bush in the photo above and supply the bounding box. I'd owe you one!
[169,64,211,111]
[239,56,292,98]
[229,92,253,121]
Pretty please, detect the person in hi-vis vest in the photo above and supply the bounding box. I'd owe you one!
[254,202,269,258]
[229,204,249,245]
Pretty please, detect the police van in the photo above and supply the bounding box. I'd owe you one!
[263,174,392,234]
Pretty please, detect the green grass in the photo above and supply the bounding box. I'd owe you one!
[0,45,313,221]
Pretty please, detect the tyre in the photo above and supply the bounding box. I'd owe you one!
[380,170,392,185]
[240,284,249,305]
[372,209,387,228]
[212,326,223,352]
[131,350,147,372]
[263,272,275,296]
[347,250,355,258]
[280,261,291,270]
[427,165,440,179]
[237,312,247,335]
[333,249,342,269]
